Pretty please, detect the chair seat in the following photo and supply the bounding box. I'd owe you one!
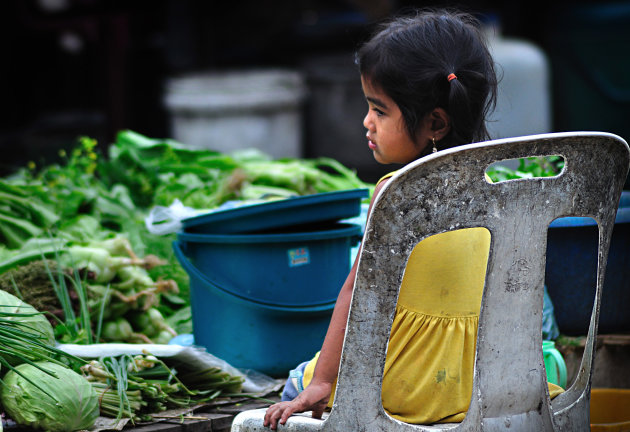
[232,409,326,431]
[231,408,461,431]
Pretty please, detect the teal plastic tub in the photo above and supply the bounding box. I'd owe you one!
[176,223,362,307]
[173,241,335,377]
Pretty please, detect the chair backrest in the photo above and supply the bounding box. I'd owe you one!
[325,132,629,431]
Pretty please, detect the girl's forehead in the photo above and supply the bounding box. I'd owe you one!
[360,75,385,96]
[360,74,375,88]
[360,76,395,111]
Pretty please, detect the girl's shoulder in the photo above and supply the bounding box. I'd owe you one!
[376,170,398,186]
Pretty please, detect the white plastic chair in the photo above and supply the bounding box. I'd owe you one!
[231,132,630,431]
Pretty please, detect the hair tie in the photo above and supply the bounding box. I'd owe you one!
[447,73,457,82]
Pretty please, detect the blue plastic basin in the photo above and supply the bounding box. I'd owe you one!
[182,189,369,234]
[173,241,334,377]
[176,223,361,307]
[545,191,630,335]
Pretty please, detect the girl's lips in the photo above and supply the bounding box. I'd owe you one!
[367,136,377,150]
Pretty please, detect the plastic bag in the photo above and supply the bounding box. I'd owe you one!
[543,284,560,340]
[145,199,199,235]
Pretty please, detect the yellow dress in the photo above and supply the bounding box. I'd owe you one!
[302,173,563,424]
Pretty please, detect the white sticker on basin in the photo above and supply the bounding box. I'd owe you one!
[288,247,310,267]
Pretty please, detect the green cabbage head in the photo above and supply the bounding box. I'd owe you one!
[0,289,55,365]
[0,361,100,432]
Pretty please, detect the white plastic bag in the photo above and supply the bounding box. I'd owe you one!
[145,199,199,235]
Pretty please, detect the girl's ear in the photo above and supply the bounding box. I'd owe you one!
[429,108,451,140]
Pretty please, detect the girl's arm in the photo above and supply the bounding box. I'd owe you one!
[263,179,389,430]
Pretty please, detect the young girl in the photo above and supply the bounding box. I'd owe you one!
[264,8,560,429]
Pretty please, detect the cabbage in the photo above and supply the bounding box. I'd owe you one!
[0,289,55,366]
[0,361,99,432]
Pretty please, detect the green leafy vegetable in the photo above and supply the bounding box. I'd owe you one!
[0,361,100,432]
[0,289,56,366]
[486,156,564,182]
[81,353,244,424]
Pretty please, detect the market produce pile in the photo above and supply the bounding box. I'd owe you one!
[0,130,371,339]
[0,130,372,429]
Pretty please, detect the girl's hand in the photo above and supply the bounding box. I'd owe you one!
[263,381,332,430]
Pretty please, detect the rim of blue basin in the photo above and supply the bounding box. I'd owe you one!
[549,191,629,228]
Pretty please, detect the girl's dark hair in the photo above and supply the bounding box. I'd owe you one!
[356,8,497,151]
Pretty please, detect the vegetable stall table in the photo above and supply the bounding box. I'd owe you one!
[2,394,281,432]
[123,396,279,432]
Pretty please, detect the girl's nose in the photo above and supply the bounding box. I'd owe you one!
[363,111,373,131]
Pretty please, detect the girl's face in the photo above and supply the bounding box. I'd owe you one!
[361,76,431,165]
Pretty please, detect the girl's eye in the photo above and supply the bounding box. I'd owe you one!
[372,108,385,117]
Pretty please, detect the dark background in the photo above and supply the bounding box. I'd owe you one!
[1,0,629,182]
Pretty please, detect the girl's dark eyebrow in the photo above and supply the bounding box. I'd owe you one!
[366,96,388,109]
